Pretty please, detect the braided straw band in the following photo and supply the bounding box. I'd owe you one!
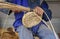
[22,12,42,28]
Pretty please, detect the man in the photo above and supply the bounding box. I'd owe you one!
[0,0,57,39]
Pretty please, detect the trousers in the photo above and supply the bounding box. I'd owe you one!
[16,24,56,39]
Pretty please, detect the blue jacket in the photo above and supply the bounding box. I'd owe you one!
[6,0,52,33]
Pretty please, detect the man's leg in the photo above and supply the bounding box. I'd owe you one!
[37,24,58,39]
[16,26,34,39]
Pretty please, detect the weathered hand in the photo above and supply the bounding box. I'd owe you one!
[33,6,44,16]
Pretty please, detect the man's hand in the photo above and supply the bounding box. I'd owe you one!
[33,6,44,16]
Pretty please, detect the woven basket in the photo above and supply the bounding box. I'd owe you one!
[22,12,42,28]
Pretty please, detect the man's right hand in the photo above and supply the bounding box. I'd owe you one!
[33,6,44,16]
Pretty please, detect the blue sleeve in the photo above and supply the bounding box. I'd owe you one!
[41,1,52,22]
[42,9,52,22]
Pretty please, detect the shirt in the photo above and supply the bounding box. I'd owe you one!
[6,0,52,33]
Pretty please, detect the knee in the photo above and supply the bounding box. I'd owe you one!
[38,28,56,39]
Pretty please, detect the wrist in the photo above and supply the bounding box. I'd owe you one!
[30,8,33,12]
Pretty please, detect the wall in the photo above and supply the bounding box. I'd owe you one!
[47,2,60,33]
